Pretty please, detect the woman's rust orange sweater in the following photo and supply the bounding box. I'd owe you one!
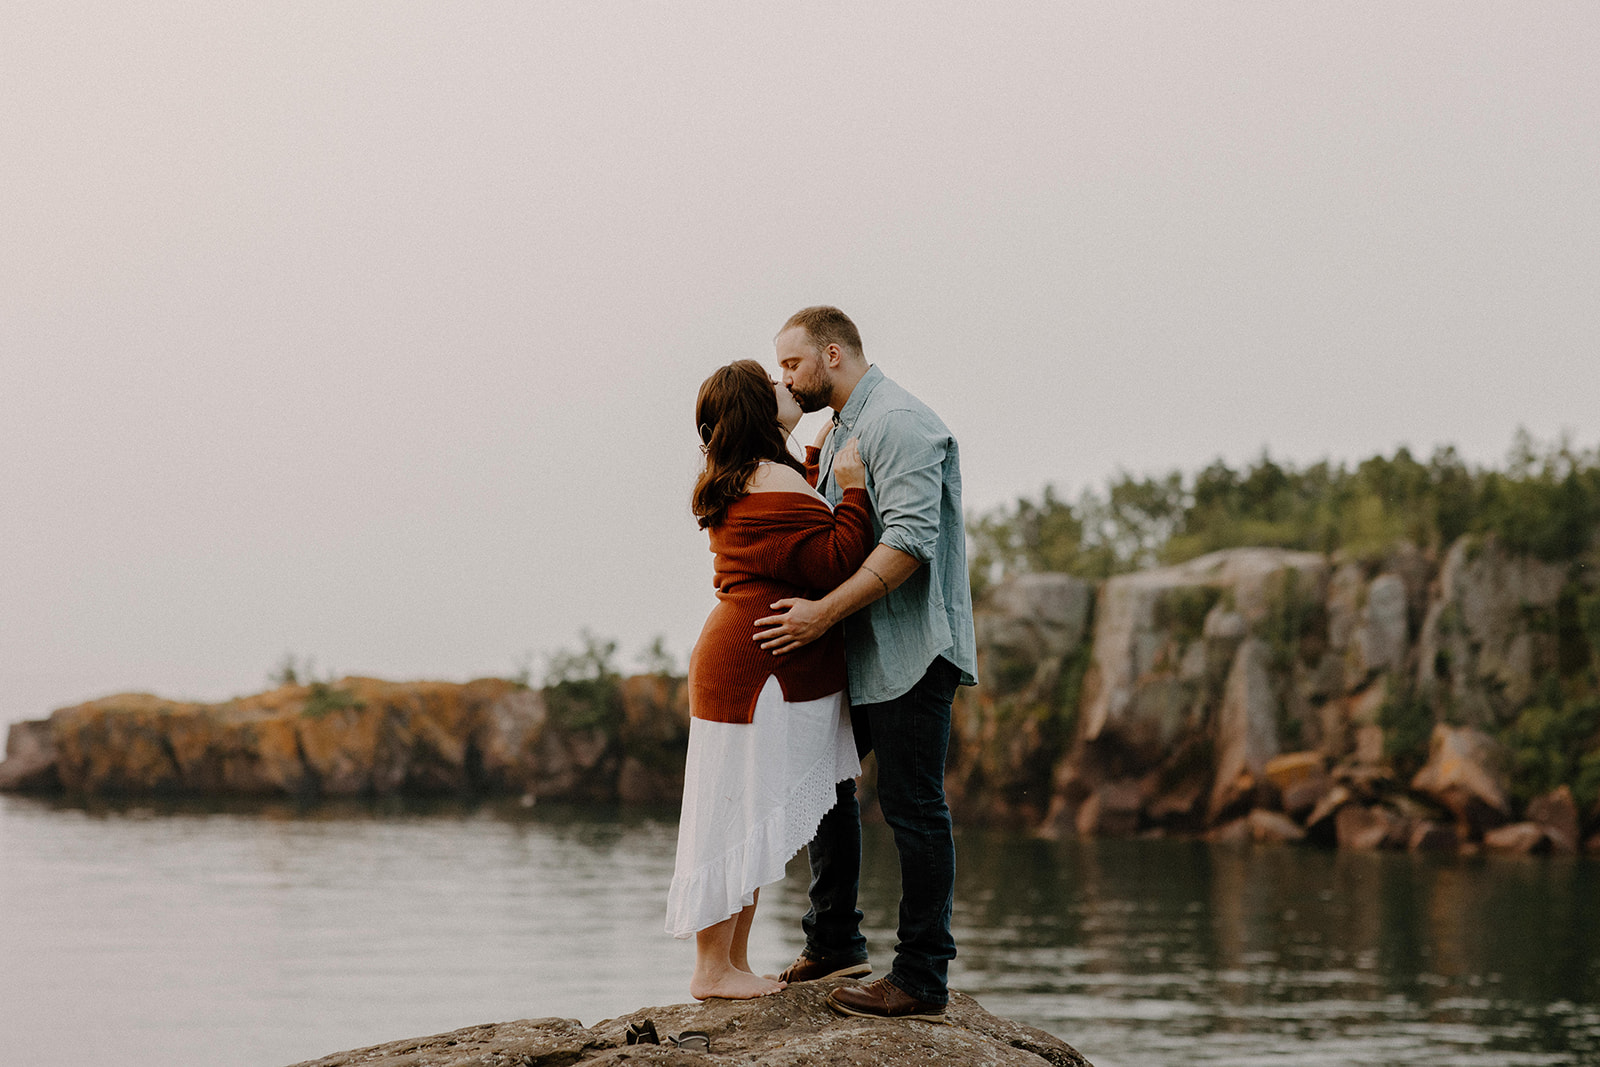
[686,487,873,724]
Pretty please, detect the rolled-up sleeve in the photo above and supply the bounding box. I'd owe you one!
[864,407,946,564]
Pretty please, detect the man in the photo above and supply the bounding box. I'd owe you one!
[754,306,977,1022]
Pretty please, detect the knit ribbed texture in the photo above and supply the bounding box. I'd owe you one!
[687,487,872,724]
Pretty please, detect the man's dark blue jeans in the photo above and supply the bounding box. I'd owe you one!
[800,655,960,1006]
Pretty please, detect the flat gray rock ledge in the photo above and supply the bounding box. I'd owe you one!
[286,978,1092,1067]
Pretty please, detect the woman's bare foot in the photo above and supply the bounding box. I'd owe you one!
[690,968,786,1001]
[693,900,779,999]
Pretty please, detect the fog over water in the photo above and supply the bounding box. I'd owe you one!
[3,3,1598,725]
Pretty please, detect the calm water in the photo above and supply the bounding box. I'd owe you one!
[2,794,1597,1067]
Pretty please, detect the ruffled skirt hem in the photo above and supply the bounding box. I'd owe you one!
[664,679,858,938]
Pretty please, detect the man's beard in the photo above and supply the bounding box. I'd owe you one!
[790,375,831,413]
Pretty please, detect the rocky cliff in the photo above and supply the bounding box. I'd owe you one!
[949,537,1600,855]
[0,673,689,804]
[5,536,1598,855]
[283,978,1090,1067]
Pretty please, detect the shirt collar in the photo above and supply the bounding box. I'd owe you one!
[833,364,882,433]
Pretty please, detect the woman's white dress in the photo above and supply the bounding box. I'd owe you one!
[665,673,860,938]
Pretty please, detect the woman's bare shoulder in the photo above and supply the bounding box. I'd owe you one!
[746,462,821,497]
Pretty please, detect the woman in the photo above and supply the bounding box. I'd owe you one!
[665,359,872,1000]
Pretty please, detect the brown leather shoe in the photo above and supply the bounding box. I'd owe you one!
[776,953,872,984]
[826,977,947,1023]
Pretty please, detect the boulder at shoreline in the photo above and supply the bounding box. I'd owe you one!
[285,978,1092,1067]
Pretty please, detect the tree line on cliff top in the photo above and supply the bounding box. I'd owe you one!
[967,429,1600,811]
[967,429,1600,593]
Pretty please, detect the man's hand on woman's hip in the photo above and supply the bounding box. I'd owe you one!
[753,597,833,656]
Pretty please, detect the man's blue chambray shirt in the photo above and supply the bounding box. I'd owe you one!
[814,365,978,705]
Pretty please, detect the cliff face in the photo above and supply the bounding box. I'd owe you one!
[0,674,689,804]
[952,537,1600,853]
[4,535,1597,853]
[945,572,1094,827]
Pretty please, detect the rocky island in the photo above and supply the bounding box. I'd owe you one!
[284,978,1091,1067]
[5,538,1599,856]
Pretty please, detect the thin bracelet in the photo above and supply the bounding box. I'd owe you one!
[862,564,890,596]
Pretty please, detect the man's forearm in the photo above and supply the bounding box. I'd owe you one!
[815,544,922,626]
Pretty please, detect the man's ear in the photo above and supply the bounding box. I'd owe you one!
[824,343,842,367]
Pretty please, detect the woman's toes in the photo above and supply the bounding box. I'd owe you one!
[691,970,787,1000]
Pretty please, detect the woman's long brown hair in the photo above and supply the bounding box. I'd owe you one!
[691,360,806,528]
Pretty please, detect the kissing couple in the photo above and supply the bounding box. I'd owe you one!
[664,306,977,1023]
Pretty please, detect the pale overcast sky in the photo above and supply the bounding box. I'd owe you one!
[3,2,1597,726]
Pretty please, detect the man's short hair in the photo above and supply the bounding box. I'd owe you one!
[781,306,863,359]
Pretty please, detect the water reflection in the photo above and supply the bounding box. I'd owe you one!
[1,795,1596,1067]
[929,829,1600,1066]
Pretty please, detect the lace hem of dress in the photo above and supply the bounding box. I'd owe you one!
[663,746,853,939]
